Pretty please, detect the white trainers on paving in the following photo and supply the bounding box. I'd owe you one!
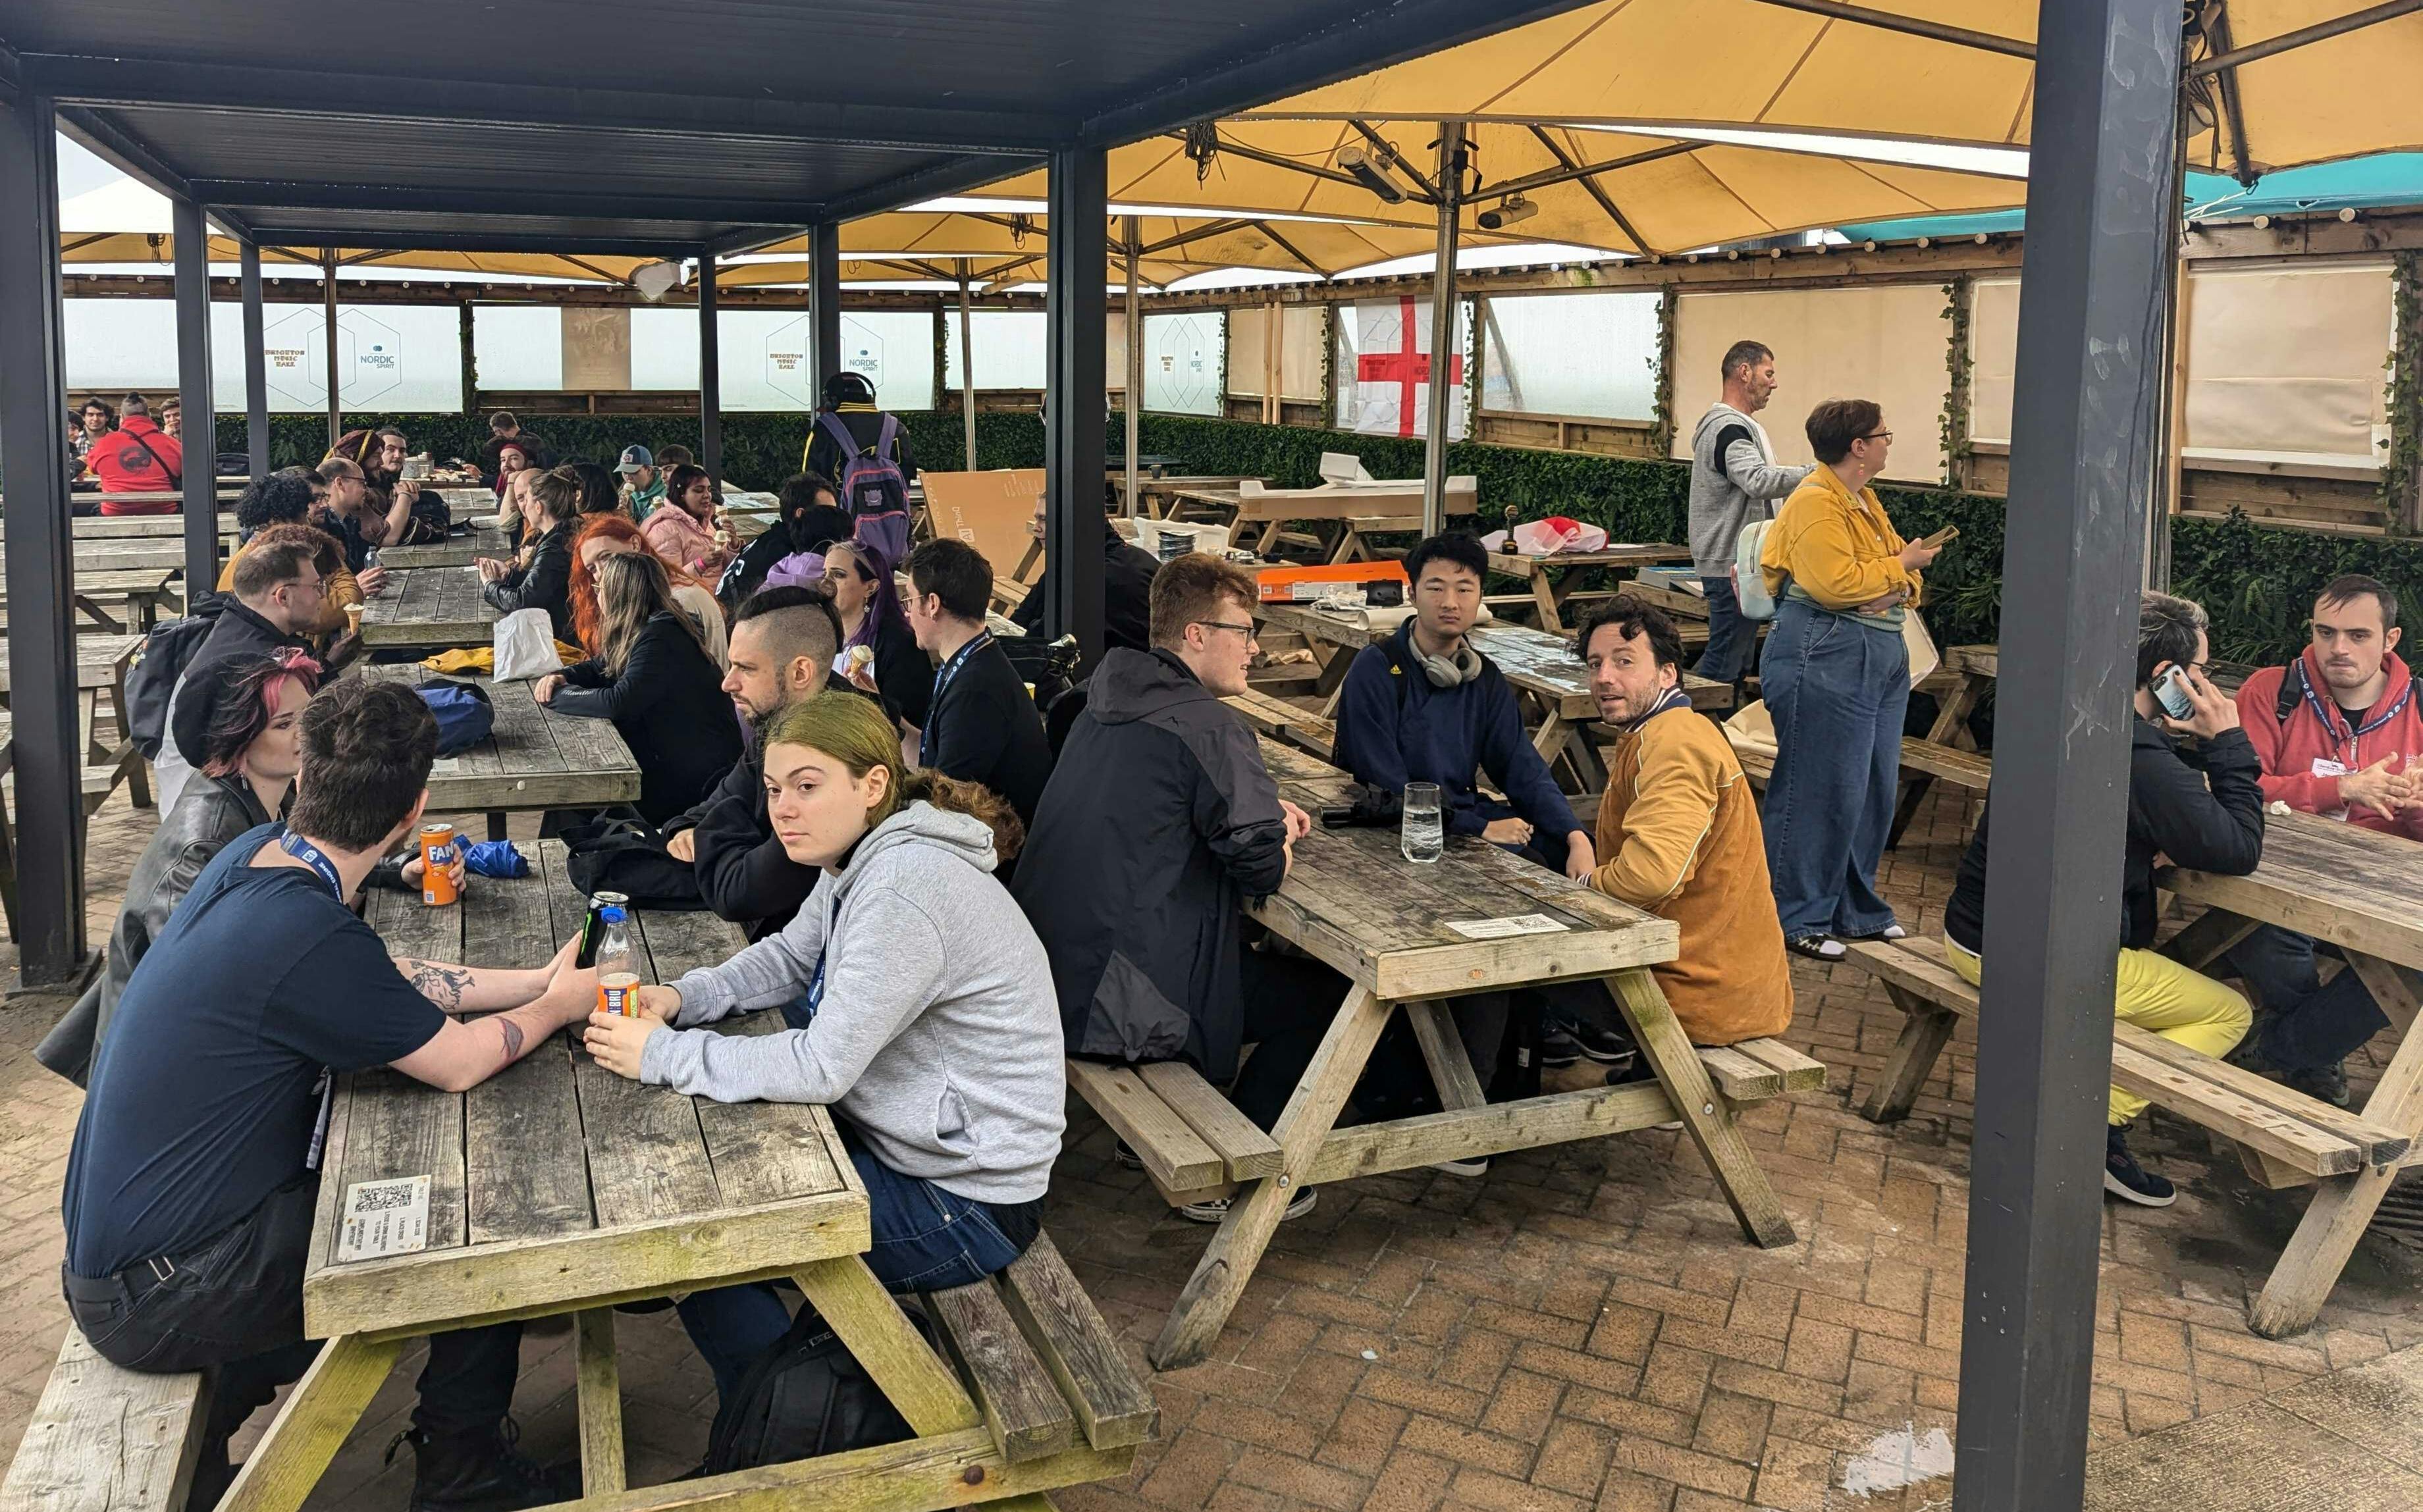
[1430,1156,1491,1178]
[1181,1187,1318,1224]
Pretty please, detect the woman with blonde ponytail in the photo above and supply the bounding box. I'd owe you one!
[581,690,1062,1407]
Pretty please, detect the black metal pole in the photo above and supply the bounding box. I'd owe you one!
[0,95,91,986]
[811,221,843,404]
[173,196,219,588]
[697,252,723,496]
[240,238,271,480]
[1044,144,1108,667]
[1955,3,2182,1509]
[321,248,342,450]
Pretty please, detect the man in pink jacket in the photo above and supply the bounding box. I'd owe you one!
[2226,575,2420,1105]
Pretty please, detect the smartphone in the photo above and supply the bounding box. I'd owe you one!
[2154,664,2196,721]
[1918,525,1960,550]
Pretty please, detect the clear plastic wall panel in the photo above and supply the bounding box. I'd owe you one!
[943,310,1049,391]
[1670,285,1951,481]
[629,307,701,390]
[1225,307,1323,401]
[1967,278,2020,446]
[2184,262,2393,469]
[473,307,563,394]
[1335,299,1473,438]
[70,298,461,412]
[1142,311,1224,415]
[710,309,934,411]
[1227,307,1266,396]
[1481,291,1660,421]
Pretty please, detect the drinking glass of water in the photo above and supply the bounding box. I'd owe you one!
[1401,782,1444,864]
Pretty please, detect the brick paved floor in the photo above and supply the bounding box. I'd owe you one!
[5,781,2422,1510]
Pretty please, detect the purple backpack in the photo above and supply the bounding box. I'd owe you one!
[819,411,913,567]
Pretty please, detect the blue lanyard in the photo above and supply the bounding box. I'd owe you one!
[920,631,991,766]
[781,952,828,1033]
[279,830,346,900]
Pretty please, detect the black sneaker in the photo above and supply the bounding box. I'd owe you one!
[388,1419,579,1512]
[1539,1025,1584,1068]
[1111,1140,1146,1170]
[2225,1039,2352,1108]
[1564,1020,1637,1066]
[2104,1124,2176,1208]
[1181,1186,1317,1224]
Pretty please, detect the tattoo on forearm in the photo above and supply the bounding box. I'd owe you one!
[496,1017,525,1066]
[404,960,476,1012]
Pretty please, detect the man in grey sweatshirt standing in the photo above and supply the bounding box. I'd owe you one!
[1688,340,1812,686]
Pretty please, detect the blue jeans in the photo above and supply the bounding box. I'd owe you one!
[2227,924,2393,1073]
[1693,576,1756,685]
[1758,598,1907,940]
[676,1121,1037,1405]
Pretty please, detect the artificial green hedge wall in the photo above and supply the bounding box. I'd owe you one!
[217,409,2413,666]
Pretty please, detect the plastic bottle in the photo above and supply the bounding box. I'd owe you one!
[593,907,641,1016]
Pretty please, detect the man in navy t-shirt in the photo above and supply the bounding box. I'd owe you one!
[60,678,600,1512]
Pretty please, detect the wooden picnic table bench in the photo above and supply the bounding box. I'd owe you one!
[0,637,152,816]
[1486,546,1691,631]
[0,567,181,634]
[0,1326,206,1512]
[1168,482,1478,564]
[62,512,239,540]
[0,538,201,577]
[201,841,1144,1512]
[2154,808,2423,1336]
[374,525,513,570]
[358,566,497,650]
[358,665,639,839]
[1115,474,1267,518]
[1093,737,1821,1370]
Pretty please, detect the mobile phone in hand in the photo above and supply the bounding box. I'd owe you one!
[1918,525,1960,550]
[2154,664,2196,721]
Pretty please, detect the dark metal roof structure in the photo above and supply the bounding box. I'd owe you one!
[0,0,1599,253]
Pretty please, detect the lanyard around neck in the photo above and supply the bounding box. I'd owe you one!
[278,830,346,900]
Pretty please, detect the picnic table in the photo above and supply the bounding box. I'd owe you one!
[358,665,639,839]
[2158,809,2423,1338]
[1487,546,1692,631]
[1118,739,1817,1368]
[358,566,497,650]
[375,525,513,570]
[0,567,181,634]
[0,635,150,812]
[1113,474,1266,519]
[0,538,200,576]
[64,513,240,540]
[1167,484,1476,565]
[223,842,1140,1512]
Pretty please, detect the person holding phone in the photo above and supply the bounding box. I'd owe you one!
[1755,400,1939,961]
[1939,592,2260,1205]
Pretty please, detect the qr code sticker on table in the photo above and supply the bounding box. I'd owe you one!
[337,1174,431,1263]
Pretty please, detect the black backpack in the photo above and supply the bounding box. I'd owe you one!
[124,594,232,760]
[560,816,705,908]
[700,1305,920,1475]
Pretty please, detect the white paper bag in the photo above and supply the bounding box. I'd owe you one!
[1902,610,1940,687]
[491,608,563,682]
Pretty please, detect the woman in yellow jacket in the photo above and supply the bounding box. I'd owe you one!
[1755,400,1942,960]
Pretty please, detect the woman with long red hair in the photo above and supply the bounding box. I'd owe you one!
[570,513,728,667]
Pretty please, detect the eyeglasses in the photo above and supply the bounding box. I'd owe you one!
[1192,619,1257,639]
[1859,430,1894,442]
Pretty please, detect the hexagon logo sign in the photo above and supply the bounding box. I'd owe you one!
[763,315,814,407]
[841,317,888,394]
[260,307,406,409]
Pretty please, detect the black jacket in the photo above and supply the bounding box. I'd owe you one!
[484,519,575,642]
[1945,717,2266,955]
[36,775,273,1086]
[1013,648,1290,1079]
[859,613,932,732]
[1011,526,1161,653]
[724,526,796,608]
[188,598,313,690]
[923,633,1052,825]
[552,611,742,825]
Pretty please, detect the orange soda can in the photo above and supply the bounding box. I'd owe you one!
[419,823,459,906]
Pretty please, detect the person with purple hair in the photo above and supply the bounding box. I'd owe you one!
[824,538,931,745]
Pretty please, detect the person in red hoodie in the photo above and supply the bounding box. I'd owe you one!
[2226,575,2420,1105]
[89,392,184,515]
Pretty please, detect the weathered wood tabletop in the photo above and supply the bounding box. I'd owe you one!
[0,567,181,633]
[358,665,640,827]
[1485,545,1691,631]
[375,525,513,569]
[1144,738,1801,1368]
[0,538,200,576]
[60,512,240,540]
[217,843,1127,1512]
[358,566,498,649]
[2160,808,2423,1338]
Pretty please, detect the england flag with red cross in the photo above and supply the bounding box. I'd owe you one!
[1346,297,1465,441]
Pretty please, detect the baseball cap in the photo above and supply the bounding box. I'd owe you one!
[616,444,654,474]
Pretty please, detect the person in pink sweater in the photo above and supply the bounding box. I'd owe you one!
[641,463,735,581]
[2226,575,2421,1107]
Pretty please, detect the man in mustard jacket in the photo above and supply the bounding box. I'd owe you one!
[1580,596,1794,1045]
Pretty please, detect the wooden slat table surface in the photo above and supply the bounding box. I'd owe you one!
[1486,545,1692,631]
[0,539,200,576]
[0,568,182,634]
[2159,808,2423,1338]
[62,513,240,541]
[0,634,140,697]
[358,566,497,650]
[359,665,640,820]
[1146,738,1800,1369]
[375,526,513,570]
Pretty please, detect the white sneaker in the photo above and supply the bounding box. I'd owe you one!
[1182,1187,1318,1224]
[1431,1157,1490,1178]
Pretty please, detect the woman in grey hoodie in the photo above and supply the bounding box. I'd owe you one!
[583,690,1065,1404]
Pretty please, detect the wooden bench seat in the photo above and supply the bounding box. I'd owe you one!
[1726,728,1992,795]
[923,1230,1157,1466]
[991,574,1031,613]
[1698,1038,1830,1102]
[0,1327,207,1512]
[1844,936,2410,1180]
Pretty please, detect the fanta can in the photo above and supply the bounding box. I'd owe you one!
[420,823,459,906]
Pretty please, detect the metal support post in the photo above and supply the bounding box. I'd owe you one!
[0,95,91,985]
[321,248,342,448]
[1123,216,1142,517]
[957,258,978,468]
[173,196,219,588]
[241,239,271,479]
[811,222,843,404]
[1421,122,1466,536]
[698,251,723,496]
[1045,144,1109,666]
[1956,4,2183,1509]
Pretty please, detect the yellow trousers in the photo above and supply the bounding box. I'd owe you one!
[1946,937,2250,1126]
